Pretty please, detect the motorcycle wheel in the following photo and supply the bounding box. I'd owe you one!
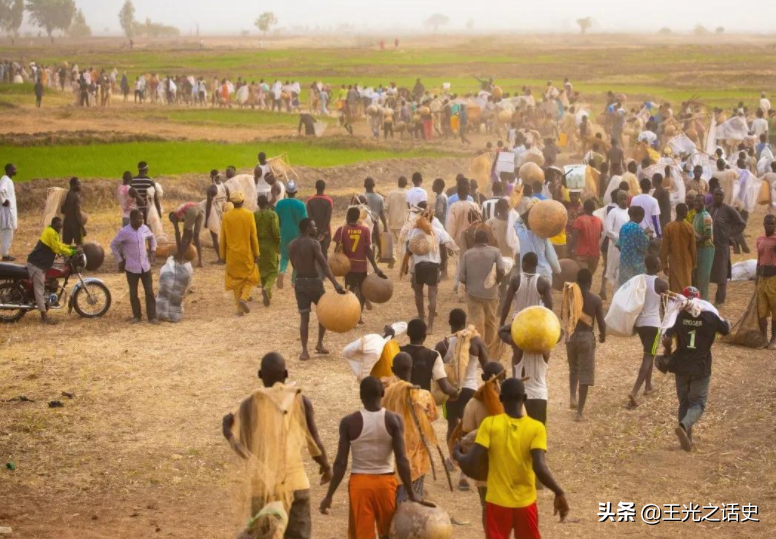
[73,281,112,318]
[0,282,28,323]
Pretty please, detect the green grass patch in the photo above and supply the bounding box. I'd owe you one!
[5,140,449,181]
[164,108,334,128]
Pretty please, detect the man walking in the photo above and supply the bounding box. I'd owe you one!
[289,218,346,360]
[0,164,17,261]
[692,194,715,301]
[708,188,746,305]
[110,209,158,324]
[568,199,604,274]
[459,230,506,357]
[616,206,650,286]
[276,181,307,289]
[219,192,260,316]
[627,255,668,408]
[223,352,332,539]
[333,207,386,320]
[757,215,776,349]
[659,203,697,293]
[306,180,334,258]
[319,376,419,538]
[658,288,730,452]
[386,176,409,259]
[454,378,569,539]
[565,269,605,421]
[254,195,280,306]
[407,215,455,333]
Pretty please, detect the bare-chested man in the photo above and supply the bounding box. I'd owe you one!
[565,269,606,421]
[289,218,346,360]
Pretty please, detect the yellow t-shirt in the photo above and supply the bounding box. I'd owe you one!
[475,413,547,508]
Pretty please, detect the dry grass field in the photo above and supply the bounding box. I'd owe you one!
[1,34,776,539]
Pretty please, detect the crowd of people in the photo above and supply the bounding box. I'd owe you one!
[3,81,776,538]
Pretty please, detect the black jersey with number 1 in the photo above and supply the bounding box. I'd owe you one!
[665,311,730,377]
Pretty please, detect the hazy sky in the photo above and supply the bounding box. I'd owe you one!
[28,0,776,34]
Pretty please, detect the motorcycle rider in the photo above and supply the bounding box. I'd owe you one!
[26,217,76,325]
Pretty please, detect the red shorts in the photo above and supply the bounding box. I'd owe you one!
[485,501,540,539]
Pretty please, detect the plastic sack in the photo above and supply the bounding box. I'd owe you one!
[731,260,758,281]
[605,275,647,336]
[156,256,193,323]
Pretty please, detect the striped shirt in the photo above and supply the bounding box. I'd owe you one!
[131,175,155,206]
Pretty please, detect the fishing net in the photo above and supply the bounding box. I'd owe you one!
[41,187,67,227]
[383,380,440,482]
[724,289,768,348]
[267,154,299,182]
[229,385,320,537]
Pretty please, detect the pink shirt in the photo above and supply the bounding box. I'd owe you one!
[117,185,137,219]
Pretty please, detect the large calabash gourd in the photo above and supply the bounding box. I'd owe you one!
[498,109,513,122]
[492,86,503,99]
[552,258,581,291]
[518,162,545,185]
[389,501,453,539]
[511,306,561,354]
[664,125,677,137]
[82,242,105,271]
[328,252,351,277]
[361,274,393,304]
[527,200,567,239]
[155,243,196,261]
[316,291,361,333]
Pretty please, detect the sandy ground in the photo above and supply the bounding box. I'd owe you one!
[1,173,775,538]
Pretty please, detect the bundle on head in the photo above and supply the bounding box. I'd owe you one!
[511,305,561,354]
[519,162,545,185]
[527,199,567,239]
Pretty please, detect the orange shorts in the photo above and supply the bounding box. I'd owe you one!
[348,474,397,539]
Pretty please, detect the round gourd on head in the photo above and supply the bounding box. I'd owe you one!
[552,258,581,291]
[492,86,503,99]
[527,199,567,239]
[82,242,104,271]
[511,306,561,354]
[664,125,677,137]
[389,501,453,539]
[519,162,545,184]
[328,252,351,277]
[317,291,361,333]
[362,274,393,304]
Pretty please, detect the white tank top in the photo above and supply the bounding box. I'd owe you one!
[513,352,548,400]
[636,274,661,328]
[444,335,480,391]
[351,409,394,475]
[513,272,542,315]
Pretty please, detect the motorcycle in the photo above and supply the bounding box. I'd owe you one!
[0,253,112,323]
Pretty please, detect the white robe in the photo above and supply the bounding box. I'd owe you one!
[0,175,17,230]
[604,207,629,288]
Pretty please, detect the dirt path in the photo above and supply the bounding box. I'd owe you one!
[1,193,774,539]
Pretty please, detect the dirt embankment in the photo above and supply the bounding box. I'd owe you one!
[0,130,169,147]
[14,156,470,214]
